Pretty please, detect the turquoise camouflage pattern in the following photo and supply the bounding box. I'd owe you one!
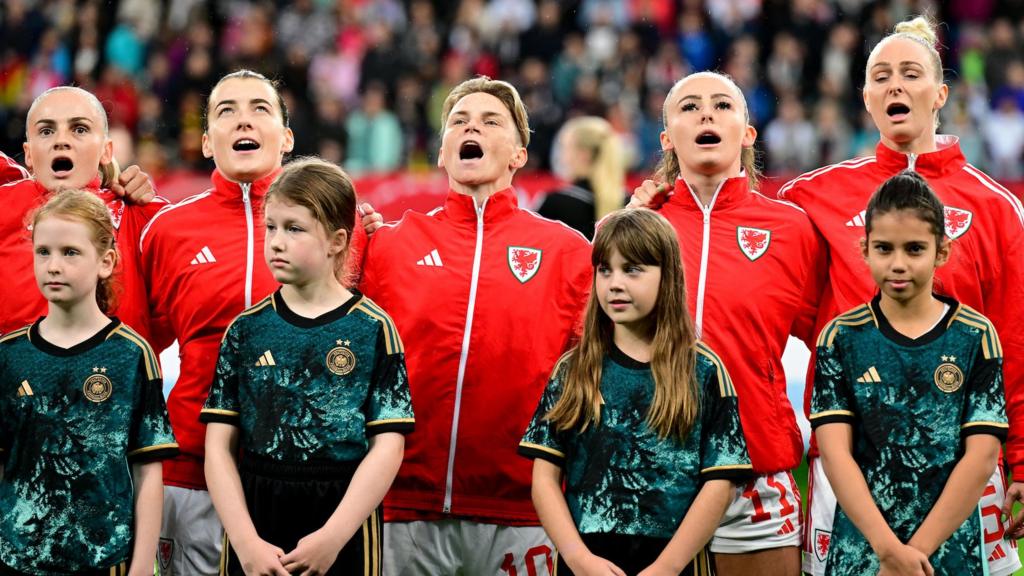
[0,319,177,574]
[201,290,414,463]
[519,342,753,540]
[810,295,1008,575]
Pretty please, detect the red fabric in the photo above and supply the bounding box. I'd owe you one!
[0,150,30,184]
[657,175,827,474]
[778,137,1024,476]
[359,188,592,524]
[140,169,281,489]
[0,169,162,339]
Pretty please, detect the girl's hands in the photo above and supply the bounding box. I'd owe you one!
[564,550,627,576]
[236,537,290,576]
[627,180,671,209]
[876,543,934,576]
[280,528,344,576]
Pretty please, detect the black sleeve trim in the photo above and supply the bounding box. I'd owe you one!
[700,465,755,482]
[961,424,1009,442]
[517,444,565,468]
[199,411,240,425]
[128,446,180,463]
[366,421,415,435]
[809,413,856,429]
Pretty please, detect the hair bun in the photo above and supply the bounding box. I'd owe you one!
[894,16,938,47]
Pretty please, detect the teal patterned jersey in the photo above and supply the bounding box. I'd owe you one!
[201,290,414,463]
[810,295,1007,576]
[0,319,178,575]
[518,342,753,539]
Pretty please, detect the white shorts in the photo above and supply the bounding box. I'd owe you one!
[801,457,1021,576]
[158,486,223,576]
[383,519,553,576]
[711,470,803,554]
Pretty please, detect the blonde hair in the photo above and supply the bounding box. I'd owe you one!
[655,72,760,190]
[562,116,625,220]
[266,157,357,277]
[440,76,531,147]
[868,16,943,83]
[32,190,119,313]
[27,86,118,188]
[545,209,700,440]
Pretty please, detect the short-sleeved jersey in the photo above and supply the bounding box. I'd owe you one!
[0,319,178,575]
[519,342,753,540]
[201,290,414,463]
[810,295,1007,575]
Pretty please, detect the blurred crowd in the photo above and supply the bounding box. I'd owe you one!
[3,0,1024,182]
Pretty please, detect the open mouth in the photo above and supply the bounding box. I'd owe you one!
[51,156,74,174]
[459,141,484,160]
[233,139,261,151]
[696,131,721,145]
[886,103,910,117]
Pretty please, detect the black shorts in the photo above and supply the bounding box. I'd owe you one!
[555,533,715,576]
[220,453,381,576]
[0,560,129,576]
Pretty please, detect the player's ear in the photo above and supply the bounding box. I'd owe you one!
[860,236,868,260]
[935,236,951,267]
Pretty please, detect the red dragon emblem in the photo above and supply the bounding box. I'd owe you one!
[508,247,542,283]
[737,227,771,261]
[814,529,831,562]
[944,206,973,240]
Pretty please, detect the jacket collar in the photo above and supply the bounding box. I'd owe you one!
[32,175,102,197]
[875,135,965,179]
[443,187,518,224]
[210,168,282,205]
[666,173,750,211]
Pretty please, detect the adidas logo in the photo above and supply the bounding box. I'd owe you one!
[990,543,1006,561]
[776,517,796,536]
[856,366,882,383]
[190,246,217,265]
[416,248,444,267]
[16,380,33,397]
[255,351,276,367]
[845,210,866,227]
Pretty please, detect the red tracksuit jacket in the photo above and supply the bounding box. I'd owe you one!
[140,169,281,489]
[778,136,1024,473]
[360,188,592,523]
[0,163,162,339]
[657,175,826,473]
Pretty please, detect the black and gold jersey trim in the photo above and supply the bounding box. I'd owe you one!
[817,305,873,348]
[109,324,162,381]
[518,441,566,466]
[126,442,179,462]
[365,417,415,435]
[952,306,1002,360]
[220,296,276,344]
[696,341,735,397]
[809,409,856,428]
[353,298,405,355]
[700,463,755,481]
[0,325,30,344]
[961,421,1010,441]
[199,408,241,425]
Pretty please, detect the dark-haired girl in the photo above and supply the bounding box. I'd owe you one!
[811,170,1006,575]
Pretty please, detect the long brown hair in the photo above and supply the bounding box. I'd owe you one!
[654,71,761,190]
[31,190,119,313]
[545,209,700,440]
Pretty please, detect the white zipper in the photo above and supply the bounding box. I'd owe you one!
[907,153,918,171]
[241,182,254,308]
[443,197,487,513]
[687,179,727,339]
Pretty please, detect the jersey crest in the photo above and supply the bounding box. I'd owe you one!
[158,538,174,573]
[508,246,542,283]
[327,340,356,376]
[814,528,832,562]
[934,359,964,393]
[944,206,973,240]
[737,227,771,261]
[83,367,112,403]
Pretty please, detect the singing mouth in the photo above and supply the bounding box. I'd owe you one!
[696,131,721,145]
[233,138,261,151]
[459,141,484,160]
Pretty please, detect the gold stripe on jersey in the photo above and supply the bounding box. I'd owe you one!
[0,326,29,344]
[362,512,371,576]
[201,408,240,417]
[962,421,1009,430]
[353,299,405,355]
[127,442,179,458]
[519,441,566,460]
[220,532,229,575]
[817,306,874,348]
[952,314,1002,360]
[809,409,855,421]
[371,507,381,575]
[220,296,276,344]
[366,417,415,428]
[109,325,162,381]
[954,306,1003,358]
[696,342,735,397]
[701,463,755,474]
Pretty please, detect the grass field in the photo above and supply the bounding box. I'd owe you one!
[789,458,1024,574]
